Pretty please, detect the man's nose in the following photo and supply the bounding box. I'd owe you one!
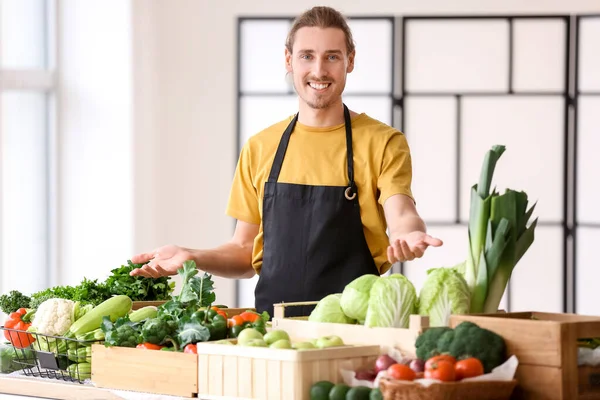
[313,58,327,78]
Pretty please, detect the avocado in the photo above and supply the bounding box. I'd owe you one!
[346,386,372,400]
[328,383,350,400]
[310,381,335,400]
[369,388,383,400]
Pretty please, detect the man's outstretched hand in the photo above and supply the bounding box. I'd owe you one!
[387,231,443,263]
[130,244,194,278]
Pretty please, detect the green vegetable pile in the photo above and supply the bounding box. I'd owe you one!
[100,260,226,350]
[0,260,175,314]
[309,274,418,329]
[415,321,507,373]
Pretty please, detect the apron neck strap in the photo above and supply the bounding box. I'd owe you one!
[342,104,355,190]
[267,104,355,189]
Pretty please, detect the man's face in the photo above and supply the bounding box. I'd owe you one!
[285,27,355,110]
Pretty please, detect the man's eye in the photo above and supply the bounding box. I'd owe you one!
[329,55,338,60]
[300,54,311,60]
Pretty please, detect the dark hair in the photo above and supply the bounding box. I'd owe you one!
[285,6,355,54]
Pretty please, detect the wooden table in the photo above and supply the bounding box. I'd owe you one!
[0,374,192,400]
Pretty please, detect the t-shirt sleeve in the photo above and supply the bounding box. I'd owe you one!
[377,132,415,206]
[226,142,261,224]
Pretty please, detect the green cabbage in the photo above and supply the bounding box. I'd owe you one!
[364,274,417,328]
[308,293,356,324]
[418,267,471,327]
[340,274,380,323]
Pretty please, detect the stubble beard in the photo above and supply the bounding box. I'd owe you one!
[290,73,340,110]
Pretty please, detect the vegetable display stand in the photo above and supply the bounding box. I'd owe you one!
[195,339,380,400]
[91,344,198,397]
[271,301,429,357]
[449,312,600,400]
[0,326,99,384]
[379,376,518,400]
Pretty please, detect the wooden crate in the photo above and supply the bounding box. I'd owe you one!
[271,301,429,357]
[449,312,600,400]
[91,344,198,397]
[131,300,167,310]
[131,301,255,318]
[195,340,380,400]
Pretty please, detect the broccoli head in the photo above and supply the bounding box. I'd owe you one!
[415,326,453,361]
[141,318,176,345]
[437,321,506,373]
[101,316,142,348]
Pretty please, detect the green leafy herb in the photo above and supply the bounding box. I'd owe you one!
[0,290,31,314]
[104,260,175,301]
[177,315,211,348]
[29,278,108,309]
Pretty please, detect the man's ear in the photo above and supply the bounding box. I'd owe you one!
[347,50,356,73]
[285,48,293,73]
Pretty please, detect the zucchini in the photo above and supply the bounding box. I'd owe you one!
[66,295,132,338]
[128,306,158,323]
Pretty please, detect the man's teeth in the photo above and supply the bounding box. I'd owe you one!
[309,82,330,90]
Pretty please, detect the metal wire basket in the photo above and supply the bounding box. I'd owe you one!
[1,325,101,384]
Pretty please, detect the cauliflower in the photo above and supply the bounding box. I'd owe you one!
[31,298,77,336]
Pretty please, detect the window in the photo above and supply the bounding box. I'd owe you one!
[0,0,57,298]
[236,13,598,315]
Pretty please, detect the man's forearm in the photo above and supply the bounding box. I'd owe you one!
[190,242,255,279]
[389,214,427,242]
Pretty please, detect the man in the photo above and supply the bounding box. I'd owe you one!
[130,6,442,318]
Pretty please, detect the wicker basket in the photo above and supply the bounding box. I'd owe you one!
[379,377,518,400]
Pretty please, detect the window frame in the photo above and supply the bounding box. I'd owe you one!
[0,0,59,293]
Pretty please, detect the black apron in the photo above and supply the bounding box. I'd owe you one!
[254,104,381,318]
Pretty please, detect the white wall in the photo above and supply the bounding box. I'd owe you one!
[129,0,600,309]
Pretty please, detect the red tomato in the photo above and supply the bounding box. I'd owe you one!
[183,344,198,354]
[455,357,484,380]
[425,354,457,370]
[136,343,164,350]
[424,360,456,382]
[387,364,417,381]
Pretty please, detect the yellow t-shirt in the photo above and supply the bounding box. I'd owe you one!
[226,112,414,275]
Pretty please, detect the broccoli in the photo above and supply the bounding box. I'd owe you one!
[0,290,31,314]
[140,318,177,345]
[101,316,143,348]
[415,326,453,361]
[436,321,506,373]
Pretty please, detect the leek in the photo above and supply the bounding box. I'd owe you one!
[464,145,538,314]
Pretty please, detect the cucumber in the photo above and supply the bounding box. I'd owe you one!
[66,295,132,338]
[76,327,105,342]
[128,306,158,323]
[68,362,91,380]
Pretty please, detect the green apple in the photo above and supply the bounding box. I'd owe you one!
[292,341,315,350]
[263,330,290,346]
[237,328,264,345]
[315,335,345,348]
[241,338,268,347]
[269,339,292,349]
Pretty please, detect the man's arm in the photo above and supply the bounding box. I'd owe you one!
[191,220,258,279]
[130,220,258,279]
[383,194,443,263]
